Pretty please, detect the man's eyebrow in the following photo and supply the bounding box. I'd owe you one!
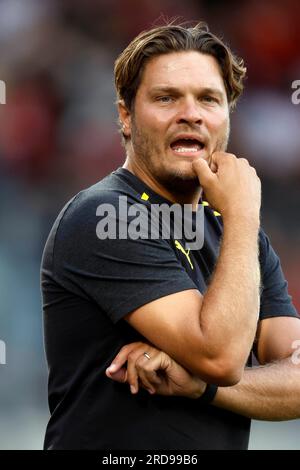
[200,87,224,98]
[149,85,225,98]
[149,86,181,94]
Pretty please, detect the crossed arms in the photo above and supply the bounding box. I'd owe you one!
[106,315,300,421]
[105,154,300,420]
[105,211,300,420]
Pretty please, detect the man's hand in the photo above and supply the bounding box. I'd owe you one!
[106,342,206,399]
[192,151,261,222]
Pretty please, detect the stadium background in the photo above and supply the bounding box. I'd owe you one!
[0,0,299,449]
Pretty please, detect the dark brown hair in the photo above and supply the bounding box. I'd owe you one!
[114,21,246,139]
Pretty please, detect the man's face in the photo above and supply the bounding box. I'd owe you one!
[121,51,230,191]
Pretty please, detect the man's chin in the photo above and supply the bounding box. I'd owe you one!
[170,161,200,182]
[158,166,200,194]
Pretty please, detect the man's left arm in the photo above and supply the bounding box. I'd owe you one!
[107,316,300,420]
[107,231,300,420]
[213,316,300,420]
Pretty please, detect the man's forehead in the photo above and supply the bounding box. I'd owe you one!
[140,51,225,91]
[145,51,220,72]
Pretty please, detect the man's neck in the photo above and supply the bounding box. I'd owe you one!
[122,158,203,210]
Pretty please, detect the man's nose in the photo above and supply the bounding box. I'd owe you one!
[176,98,203,125]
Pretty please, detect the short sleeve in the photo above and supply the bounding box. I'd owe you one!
[53,191,197,324]
[259,229,299,320]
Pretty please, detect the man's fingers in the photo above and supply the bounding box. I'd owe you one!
[192,158,217,187]
[106,342,143,375]
[136,354,165,394]
[128,349,163,394]
[106,343,167,396]
[106,367,127,383]
[127,350,145,394]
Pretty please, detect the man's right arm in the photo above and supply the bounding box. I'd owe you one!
[125,152,261,386]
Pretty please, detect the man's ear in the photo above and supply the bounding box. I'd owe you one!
[118,100,131,138]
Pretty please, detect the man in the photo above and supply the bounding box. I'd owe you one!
[41,22,300,450]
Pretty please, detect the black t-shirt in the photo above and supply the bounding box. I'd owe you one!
[41,167,298,450]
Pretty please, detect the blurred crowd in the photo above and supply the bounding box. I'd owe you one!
[0,0,299,449]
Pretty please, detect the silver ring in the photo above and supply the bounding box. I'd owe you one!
[144,352,151,360]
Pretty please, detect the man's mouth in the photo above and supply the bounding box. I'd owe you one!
[170,136,205,156]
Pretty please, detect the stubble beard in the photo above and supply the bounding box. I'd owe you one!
[130,119,230,195]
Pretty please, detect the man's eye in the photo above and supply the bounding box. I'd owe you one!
[202,96,218,103]
[157,96,173,103]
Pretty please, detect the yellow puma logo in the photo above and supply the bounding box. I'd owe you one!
[174,240,194,270]
[141,192,149,201]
